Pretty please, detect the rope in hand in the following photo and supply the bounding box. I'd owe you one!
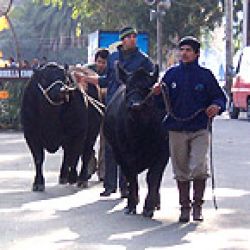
[69,70,106,117]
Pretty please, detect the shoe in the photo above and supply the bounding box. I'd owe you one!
[100,189,116,197]
[179,207,191,223]
[193,205,204,221]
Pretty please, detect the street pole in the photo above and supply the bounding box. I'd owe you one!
[146,0,171,71]
[156,2,163,71]
[225,0,233,95]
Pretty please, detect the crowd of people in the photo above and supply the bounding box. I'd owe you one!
[0,56,48,69]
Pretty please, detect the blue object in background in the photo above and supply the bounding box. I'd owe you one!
[88,30,149,63]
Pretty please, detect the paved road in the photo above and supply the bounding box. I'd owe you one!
[0,113,249,250]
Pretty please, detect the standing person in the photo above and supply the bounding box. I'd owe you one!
[8,57,17,68]
[84,48,109,181]
[31,58,40,70]
[79,26,154,197]
[154,36,227,222]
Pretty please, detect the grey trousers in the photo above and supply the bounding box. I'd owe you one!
[169,129,210,181]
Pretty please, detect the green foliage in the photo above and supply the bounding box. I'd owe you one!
[0,79,27,129]
[1,0,243,63]
[0,0,86,64]
[55,0,224,54]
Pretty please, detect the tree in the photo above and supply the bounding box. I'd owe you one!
[0,0,87,64]
[49,0,224,57]
[0,0,228,64]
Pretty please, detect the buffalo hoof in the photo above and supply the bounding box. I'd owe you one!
[142,208,154,218]
[155,203,161,210]
[58,176,68,185]
[77,180,88,189]
[124,206,136,215]
[32,183,45,192]
[68,170,77,184]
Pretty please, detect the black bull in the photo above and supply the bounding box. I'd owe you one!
[103,64,170,217]
[21,63,102,191]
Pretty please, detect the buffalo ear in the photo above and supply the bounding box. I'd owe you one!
[116,61,128,84]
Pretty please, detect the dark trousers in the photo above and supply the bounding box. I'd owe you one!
[104,142,127,191]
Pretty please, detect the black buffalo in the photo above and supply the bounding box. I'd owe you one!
[21,63,102,191]
[103,64,169,217]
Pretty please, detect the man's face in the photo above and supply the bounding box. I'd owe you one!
[95,56,107,73]
[179,45,199,63]
[122,33,137,50]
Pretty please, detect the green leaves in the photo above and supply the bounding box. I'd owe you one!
[1,0,242,63]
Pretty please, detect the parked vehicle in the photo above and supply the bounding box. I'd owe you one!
[229,46,250,120]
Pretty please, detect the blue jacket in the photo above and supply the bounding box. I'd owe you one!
[161,59,227,131]
[99,45,154,104]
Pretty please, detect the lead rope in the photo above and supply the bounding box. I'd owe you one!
[160,82,218,209]
[69,71,105,117]
[38,81,65,106]
[79,87,105,117]
[207,118,218,209]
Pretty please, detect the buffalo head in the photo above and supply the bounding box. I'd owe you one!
[33,63,75,105]
[117,63,159,112]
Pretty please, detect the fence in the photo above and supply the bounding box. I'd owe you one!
[0,68,32,129]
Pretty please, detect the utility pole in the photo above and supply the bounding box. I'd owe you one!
[156,2,163,70]
[145,0,171,71]
[225,0,233,95]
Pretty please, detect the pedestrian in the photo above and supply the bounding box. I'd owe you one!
[31,58,40,70]
[20,59,30,68]
[78,26,154,198]
[83,48,109,181]
[8,57,17,68]
[153,36,227,222]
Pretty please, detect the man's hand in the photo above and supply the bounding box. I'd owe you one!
[152,82,162,95]
[206,104,221,118]
[74,72,84,83]
[73,72,87,88]
[73,71,99,87]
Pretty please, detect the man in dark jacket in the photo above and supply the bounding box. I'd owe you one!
[81,26,154,197]
[154,36,227,223]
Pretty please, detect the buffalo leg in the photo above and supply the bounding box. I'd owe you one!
[143,165,165,218]
[77,145,96,188]
[25,135,45,192]
[59,154,69,184]
[59,148,81,185]
[124,175,138,215]
[78,114,101,188]
[77,155,89,188]
[61,144,81,185]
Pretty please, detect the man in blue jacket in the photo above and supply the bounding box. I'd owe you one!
[154,36,227,222]
[80,26,154,197]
